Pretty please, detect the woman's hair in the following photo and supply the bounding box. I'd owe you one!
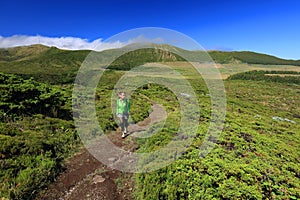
[118,92,125,97]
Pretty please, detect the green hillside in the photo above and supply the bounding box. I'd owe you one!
[133,79,300,199]
[0,44,50,62]
[0,45,299,84]
[209,50,300,65]
[0,45,299,199]
[0,73,79,199]
[0,45,90,84]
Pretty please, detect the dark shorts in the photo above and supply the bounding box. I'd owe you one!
[117,113,129,119]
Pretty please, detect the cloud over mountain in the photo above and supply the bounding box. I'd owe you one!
[0,35,126,51]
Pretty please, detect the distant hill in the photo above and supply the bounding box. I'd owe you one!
[0,45,90,84]
[0,44,50,62]
[0,44,299,84]
[208,50,300,65]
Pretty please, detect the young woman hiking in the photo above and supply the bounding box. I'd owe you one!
[116,92,130,138]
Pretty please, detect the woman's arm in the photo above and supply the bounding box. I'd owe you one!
[127,99,130,113]
[116,99,119,115]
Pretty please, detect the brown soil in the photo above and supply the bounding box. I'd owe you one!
[36,103,166,200]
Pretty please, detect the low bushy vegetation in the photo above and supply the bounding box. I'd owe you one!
[0,73,72,119]
[228,70,300,85]
[1,45,299,199]
[133,76,300,199]
[0,73,79,199]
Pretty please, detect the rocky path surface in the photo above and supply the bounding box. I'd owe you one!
[37,103,166,200]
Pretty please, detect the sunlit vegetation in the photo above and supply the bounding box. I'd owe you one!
[0,73,79,199]
[0,45,299,199]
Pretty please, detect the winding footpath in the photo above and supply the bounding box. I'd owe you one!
[37,102,166,200]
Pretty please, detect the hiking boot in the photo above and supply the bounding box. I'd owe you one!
[122,132,126,138]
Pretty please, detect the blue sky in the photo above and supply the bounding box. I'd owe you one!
[0,0,300,59]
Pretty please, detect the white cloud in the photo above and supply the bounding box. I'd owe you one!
[0,35,127,51]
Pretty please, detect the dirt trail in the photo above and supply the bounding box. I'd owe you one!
[37,103,166,200]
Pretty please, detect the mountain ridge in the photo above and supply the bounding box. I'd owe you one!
[1,44,299,63]
[0,44,299,84]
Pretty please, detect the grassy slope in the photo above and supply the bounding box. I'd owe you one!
[0,44,299,84]
[209,50,300,65]
[132,68,300,199]
[0,45,90,84]
[0,45,299,199]
[0,73,79,199]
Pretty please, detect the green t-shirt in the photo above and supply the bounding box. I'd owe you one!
[116,98,130,115]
